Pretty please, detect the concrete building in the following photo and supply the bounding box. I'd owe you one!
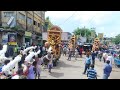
[0,11,45,46]
[42,32,72,44]
[61,32,72,44]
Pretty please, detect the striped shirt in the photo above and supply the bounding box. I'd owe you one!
[87,68,97,79]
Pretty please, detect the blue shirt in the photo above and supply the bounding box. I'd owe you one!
[103,64,112,77]
[87,68,97,79]
[85,57,91,64]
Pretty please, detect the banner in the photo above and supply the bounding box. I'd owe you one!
[25,31,32,37]
[8,33,17,45]
[98,33,103,39]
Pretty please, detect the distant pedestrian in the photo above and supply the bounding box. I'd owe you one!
[99,51,103,61]
[103,60,112,79]
[67,49,72,61]
[106,54,114,66]
[87,64,97,79]
[75,48,79,60]
[83,54,91,74]
[79,47,83,58]
[63,46,67,56]
[103,52,108,63]
[91,51,96,65]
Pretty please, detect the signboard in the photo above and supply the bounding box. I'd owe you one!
[7,16,14,26]
[42,32,47,40]
[91,31,95,38]
[8,42,17,45]
[62,32,68,41]
[8,33,17,45]
[2,34,8,44]
[98,33,103,39]
[25,31,32,37]
[80,36,86,43]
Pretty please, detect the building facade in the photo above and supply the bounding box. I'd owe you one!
[61,32,72,44]
[42,32,72,45]
[0,11,45,46]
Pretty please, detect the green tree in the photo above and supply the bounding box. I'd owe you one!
[73,27,96,43]
[45,17,53,30]
[113,34,120,44]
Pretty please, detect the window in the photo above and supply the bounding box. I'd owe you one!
[27,17,32,25]
[38,23,40,27]
[41,12,45,20]
[19,12,25,21]
[4,12,14,17]
[40,24,42,30]
[34,20,37,25]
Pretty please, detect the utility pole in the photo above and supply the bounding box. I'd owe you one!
[26,11,28,31]
[0,11,2,26]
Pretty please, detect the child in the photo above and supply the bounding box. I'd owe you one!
[87,64,97,79]
[48,53,53,73]
[27,61,37,79]
[35,54,42,79]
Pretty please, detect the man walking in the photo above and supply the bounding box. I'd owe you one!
[91,51,96,65]
[83,54,91,74]
[87,64,97,79]
[103,60,112,79]
[67,48,72,61]
[63,46,67,56]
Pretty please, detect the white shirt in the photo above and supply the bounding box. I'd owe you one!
[103,53,108,59]
[11,75,19,79]
[106,55,114,66]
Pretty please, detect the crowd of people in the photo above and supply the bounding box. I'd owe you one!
[0,44,54,79]
[61,44,115,79]
[0,43,118,79]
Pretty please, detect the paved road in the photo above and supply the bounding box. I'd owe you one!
[40,55,120,79]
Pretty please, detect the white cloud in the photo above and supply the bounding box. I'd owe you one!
[45,11,114,27]
[45,11,75,19]
[45,11,120,37]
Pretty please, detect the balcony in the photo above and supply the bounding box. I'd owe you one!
[34,26,41,33]
[27,24,33,31]
[17,20,26,30]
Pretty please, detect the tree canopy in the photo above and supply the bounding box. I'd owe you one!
[112,34,120,44]
[73,27,97,43]
[45,16,53,30]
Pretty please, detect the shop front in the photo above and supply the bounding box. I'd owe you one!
[32,34,42,46]
[8,33,17,46]
[1,32,17,46]
[25,31,32,45]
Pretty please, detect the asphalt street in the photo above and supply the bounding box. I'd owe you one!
[40,55,120,79]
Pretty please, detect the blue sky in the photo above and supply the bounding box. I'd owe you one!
[45,11,120,37]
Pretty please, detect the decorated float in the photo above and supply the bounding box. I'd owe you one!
[92,37,100,51]
[68,35,77,56]
[44,25,62,66]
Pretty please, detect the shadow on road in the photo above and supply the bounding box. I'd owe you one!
[54,61,80,69]
[40,76,47,78]
[50,72,64,78]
